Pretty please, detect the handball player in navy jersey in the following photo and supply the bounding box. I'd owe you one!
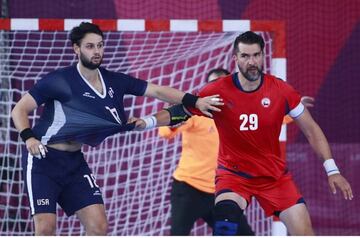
[11,22,222,235]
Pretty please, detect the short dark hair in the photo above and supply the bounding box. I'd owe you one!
[233,31,265,54]
[206,68,230,82]
[69,22,104,46]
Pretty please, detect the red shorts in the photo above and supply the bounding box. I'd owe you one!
[215,166,304,217]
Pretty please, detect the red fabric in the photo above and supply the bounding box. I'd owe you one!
[198,20,223,32]
[192,74,301,178]
[145,20,170,31]
[39,19,64,31]
[0,19,10,30]
[216,168,303,217]
[92,19,117,31]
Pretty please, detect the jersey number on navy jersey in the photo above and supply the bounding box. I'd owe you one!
[105,106,122,125]
[84,174,99,188]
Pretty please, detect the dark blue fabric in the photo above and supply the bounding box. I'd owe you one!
[29,64,146,146]
[22,147,104,216]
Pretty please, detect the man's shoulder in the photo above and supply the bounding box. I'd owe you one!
[44,65,75,78]
[263,73,298,99]
[99,67,135,82]
[264,73,281,81]
[263,73,289,88]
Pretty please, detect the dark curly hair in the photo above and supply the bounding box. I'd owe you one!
[69,22,104,46]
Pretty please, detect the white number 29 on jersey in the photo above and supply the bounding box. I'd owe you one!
[239,114,258,131]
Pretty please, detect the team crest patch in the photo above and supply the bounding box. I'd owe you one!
[261,97,271,108]
[108,87,114,98]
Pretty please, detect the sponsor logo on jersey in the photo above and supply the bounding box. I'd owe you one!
[93,190,102,196]
[108,87,114,98]
[37,198,50,206]
[261,97,271,108]
[83,92,96,99]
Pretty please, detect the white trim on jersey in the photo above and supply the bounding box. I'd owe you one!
[289,102,305,118]
[41,100,66,145]
[77,63,107,99]
[26,154,35,215]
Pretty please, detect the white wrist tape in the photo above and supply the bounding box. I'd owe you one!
[323,159,340,176]
[142,116,157,130]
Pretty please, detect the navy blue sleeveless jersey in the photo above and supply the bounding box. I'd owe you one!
[28,64,147,147]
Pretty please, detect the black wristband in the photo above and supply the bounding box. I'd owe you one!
[165,104,191,126]
[182,93,199,108]
[20,128,36,142]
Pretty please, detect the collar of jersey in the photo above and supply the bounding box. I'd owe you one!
[77,63,107,99]
[232,72,264,93]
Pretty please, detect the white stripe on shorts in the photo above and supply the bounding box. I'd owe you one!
[26,153,35,215]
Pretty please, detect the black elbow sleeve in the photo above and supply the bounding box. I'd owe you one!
[164,104,191,126]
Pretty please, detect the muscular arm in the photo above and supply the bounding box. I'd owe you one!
[283,96,315,124]
[133,104,192,131]
[144,83,187,104]
[294,108,332,160]
[295,108,353,200]
[11,93,47,156]
[12,93,38,132]
[144,83,222,117]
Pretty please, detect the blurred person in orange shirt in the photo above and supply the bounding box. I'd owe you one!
[159,68,255,235]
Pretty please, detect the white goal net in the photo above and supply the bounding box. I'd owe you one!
[0,30,274,235]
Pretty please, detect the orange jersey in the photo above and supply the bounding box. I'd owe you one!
[158,115,219,193]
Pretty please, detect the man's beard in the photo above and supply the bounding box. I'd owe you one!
[239,65,262,82]
[80,53,102,70]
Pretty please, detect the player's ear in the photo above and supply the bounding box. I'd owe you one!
[232,54,238,62]
[73,43,80,55]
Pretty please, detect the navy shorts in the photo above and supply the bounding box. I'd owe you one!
[22,147,104,216]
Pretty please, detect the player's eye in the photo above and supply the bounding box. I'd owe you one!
[240,54,250,59]
[254,52,262,57]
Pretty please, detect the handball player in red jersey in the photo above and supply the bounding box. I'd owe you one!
[134,31,353,235]
[193,31,353,235]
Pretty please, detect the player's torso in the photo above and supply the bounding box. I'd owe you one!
[34,66,131,145]
[181,116,219,165]
[216,74,285,138]
[175,116,219,193]
[63,66,127,124]
[210,74,288,178]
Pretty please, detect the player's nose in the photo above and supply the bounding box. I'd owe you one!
[248,56,256,65]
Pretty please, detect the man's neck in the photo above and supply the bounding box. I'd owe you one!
[237,72,261,92]
[78,62,98,82]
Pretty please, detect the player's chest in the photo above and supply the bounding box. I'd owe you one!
[67,80,125,116]
[219,90,285,128]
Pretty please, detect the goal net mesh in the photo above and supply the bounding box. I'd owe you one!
[0,30,274,235]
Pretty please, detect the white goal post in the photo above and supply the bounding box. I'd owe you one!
[0,18,287,235]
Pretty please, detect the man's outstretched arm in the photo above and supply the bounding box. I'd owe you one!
[130,103,195,130]
[144,83,223,117]
[295,107,353,200]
